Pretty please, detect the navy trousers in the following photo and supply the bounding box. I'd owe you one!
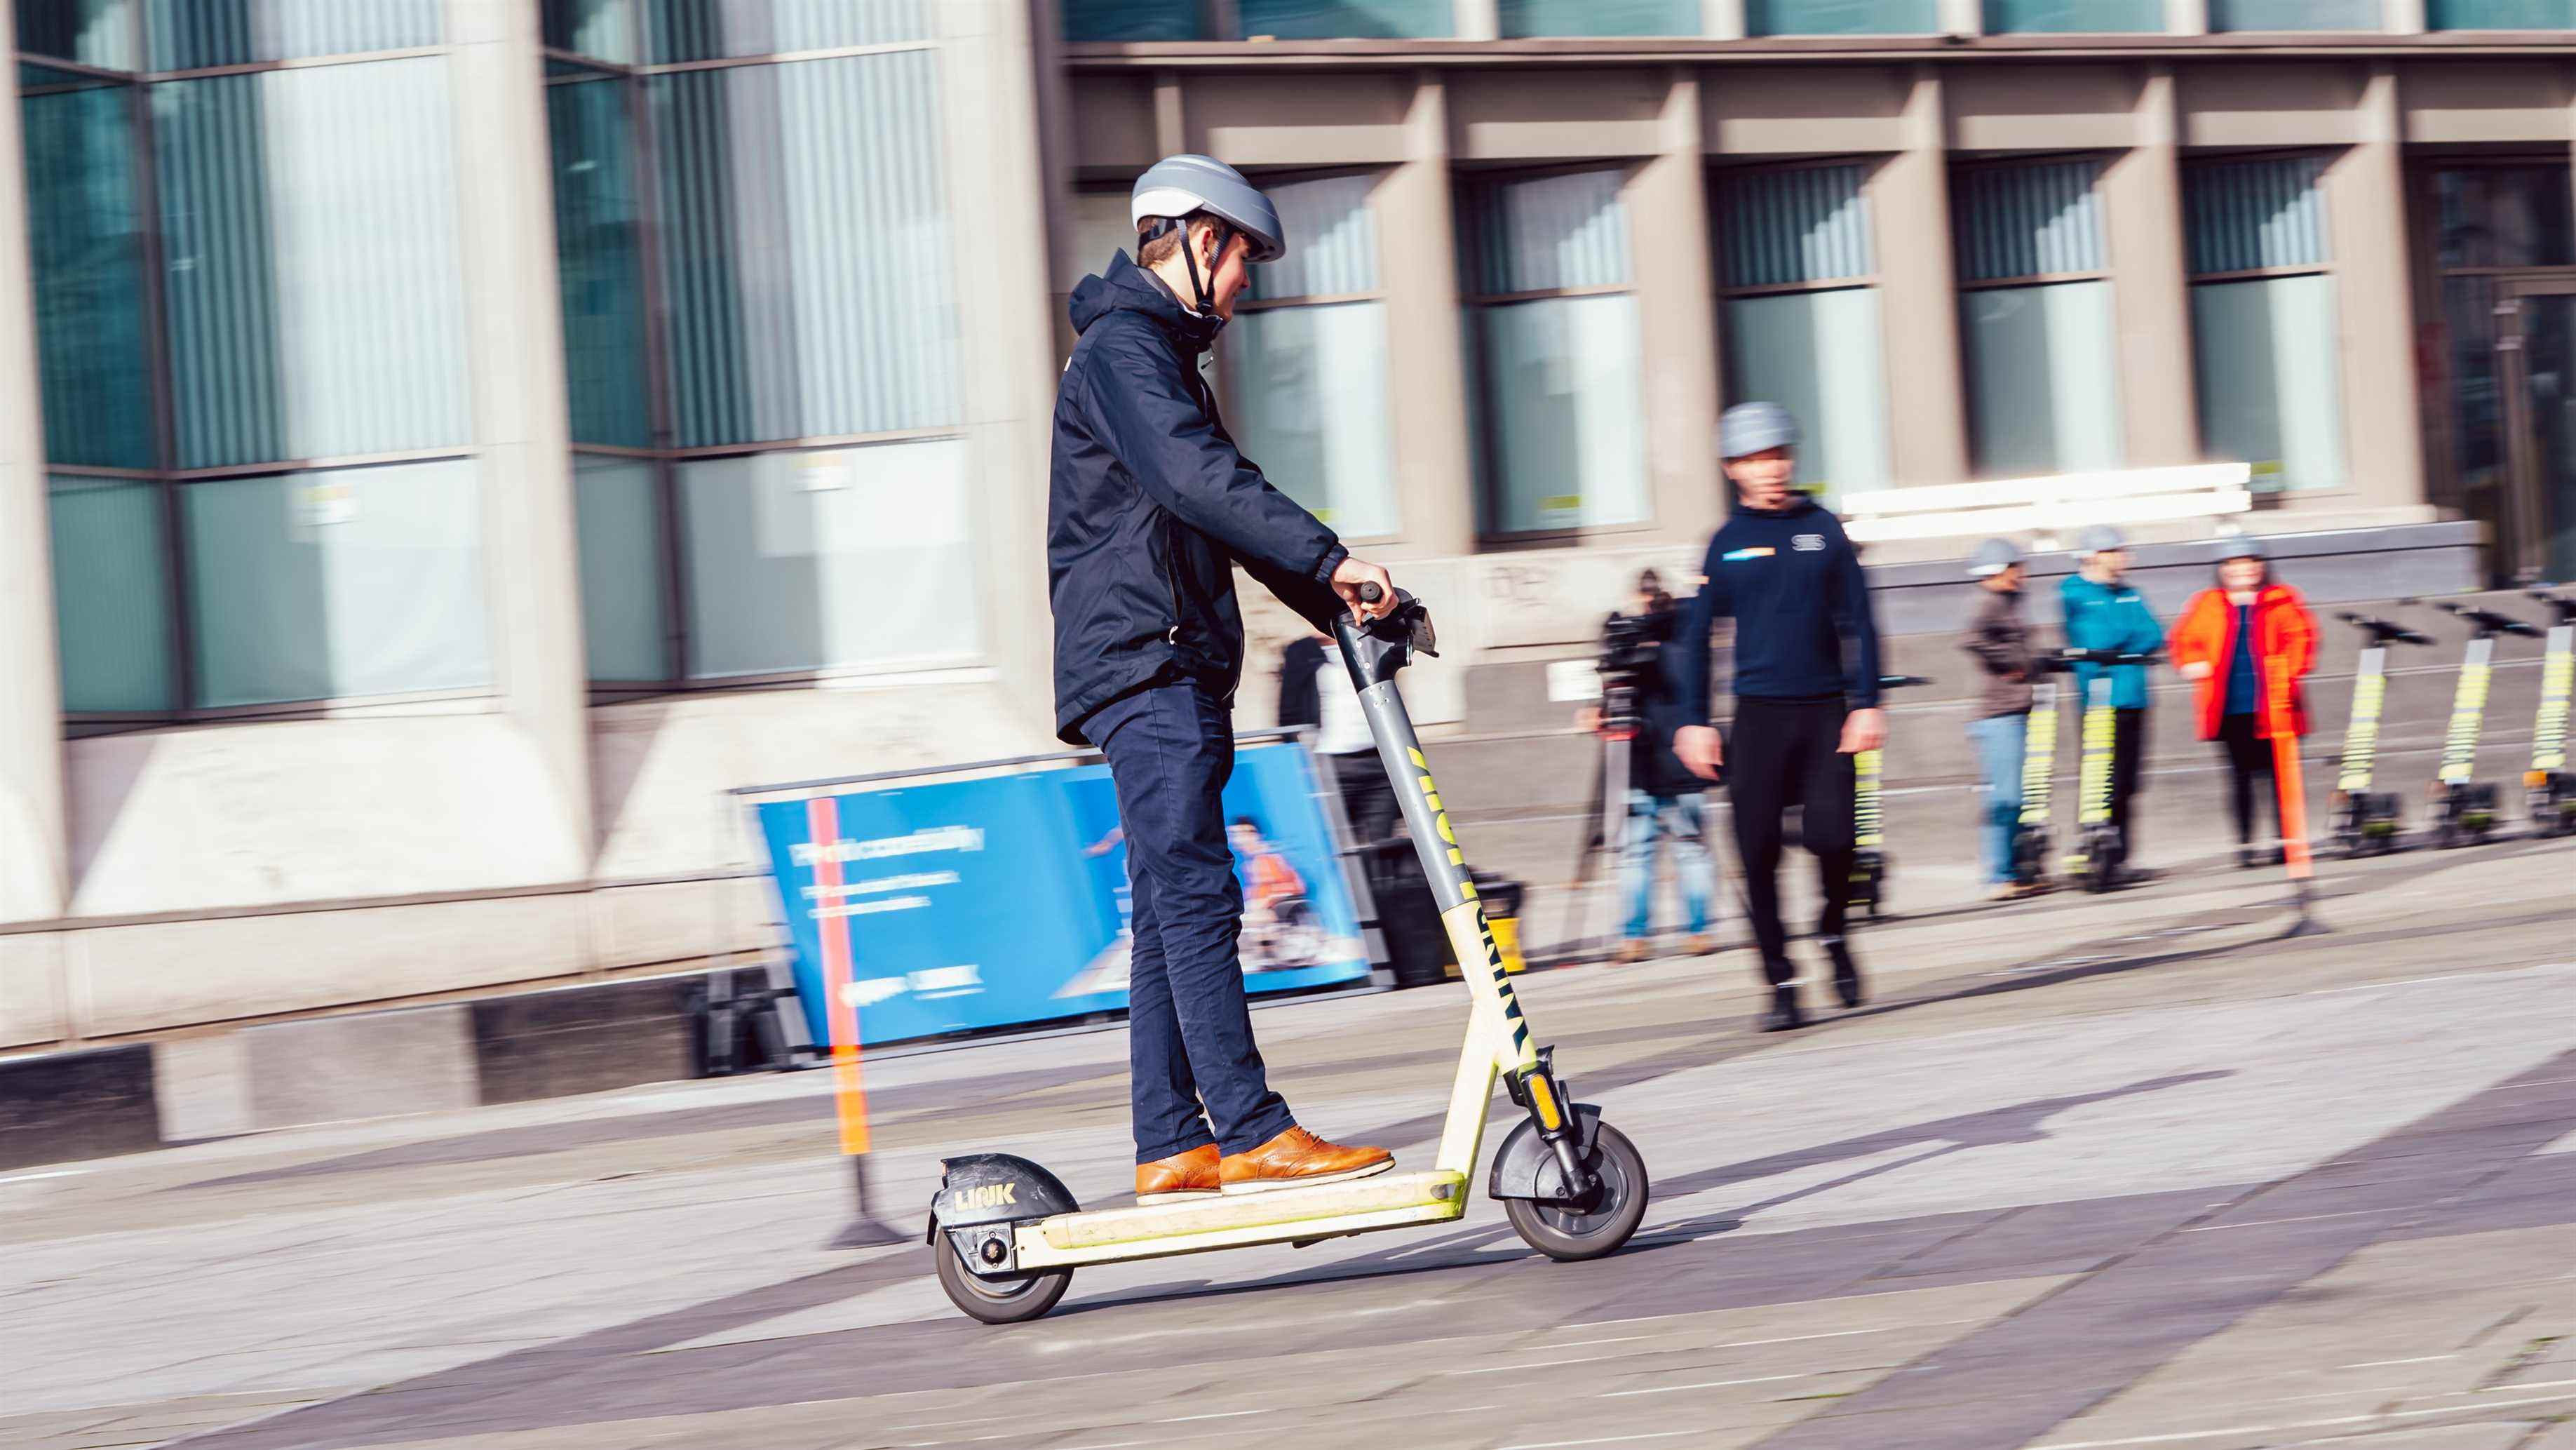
[1088,682,1296,1163]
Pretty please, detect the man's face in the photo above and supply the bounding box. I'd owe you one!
[1205,229,1254,320]
[1986,563,2025,593]
[2091,547,2129,581]
[2220,557,2265,593]
[1725,447,1797,511]
[1229,822,1262,852]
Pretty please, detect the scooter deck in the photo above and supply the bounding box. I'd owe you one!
[1015,1169,1469,1268]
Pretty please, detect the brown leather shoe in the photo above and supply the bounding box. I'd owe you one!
[1135,1144,1221,1204]
[1219,1127,1394,1195]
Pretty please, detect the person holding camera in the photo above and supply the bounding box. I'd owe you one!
[1580,569,1717,965]
[1670,403,1887,1032]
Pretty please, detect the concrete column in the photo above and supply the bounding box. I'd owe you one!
[1454,0,1499,41]
[1375,72,1476,556]
[2165,0,2209,34]
[946,0,1061,738]
[1704,0,1747,39]
[1628,71,1725,542]
[1936,0,1983,35]
[2102,66,2199,468]
[1876,66,1971,488]
[446,0,595,874]
[0,0,69,925]
[1153,68,1185,154]
[2327,63,2428,513]
[2385,0,2428,33]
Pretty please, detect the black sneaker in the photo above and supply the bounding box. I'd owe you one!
[1760,982,1809,1032]
[2237,846,2258,870]
[1822,934,1865,1008]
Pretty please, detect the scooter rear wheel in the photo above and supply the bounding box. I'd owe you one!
[935,1241,1073,1324]
[1505,1122,1649,1263]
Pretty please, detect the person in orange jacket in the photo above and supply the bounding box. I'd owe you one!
[2169,537,2318,868]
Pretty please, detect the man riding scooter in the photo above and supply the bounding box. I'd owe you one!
[1050,154,1398,1206]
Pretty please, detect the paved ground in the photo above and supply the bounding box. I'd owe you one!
[5,831,2574,1450]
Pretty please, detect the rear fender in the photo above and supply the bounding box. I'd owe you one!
[926,1153,1079,1276]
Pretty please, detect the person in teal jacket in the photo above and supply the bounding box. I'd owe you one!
[2058,525,2166,871]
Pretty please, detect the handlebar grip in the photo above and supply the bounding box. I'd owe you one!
[1356,582,1384,604]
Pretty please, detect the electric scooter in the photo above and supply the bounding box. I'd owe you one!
[925,587,1650,1324]
[2057,648,2158,894]
[2008,662,2065,890]
[1849,673,1931,918]
[2328,609,2433,856]
[2524,589,2575,836]
[2429,600,2544,848]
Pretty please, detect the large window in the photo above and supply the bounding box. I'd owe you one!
[2427,0,2575,26]
[1499,0,1699,35]
[2423,161,2576,584]
[1983,0,2159,30]
[1953,158,2124,479]
[541,0,973,689]
[18,8,483,719]
[1223,175,1399,539]
[1458,168,1648,537]
[2184,155,2346,494]
[1237,0,1452,36]
[1745,0,1937,34]
[1715,163,1889,506]
[2207,0,2382,25]
[1062,0,1206,40]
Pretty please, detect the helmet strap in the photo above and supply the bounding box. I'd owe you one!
[1181,217,1230,318]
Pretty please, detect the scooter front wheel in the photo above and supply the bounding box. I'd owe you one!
[936,1242,1073,1324]
[1505,1122,1649,1263]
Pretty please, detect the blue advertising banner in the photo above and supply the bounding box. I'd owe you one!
[758,741,1370,1049]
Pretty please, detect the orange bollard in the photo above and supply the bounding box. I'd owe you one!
[2266,656,2326,935]
[804,796,901,1246]
[2266,656,2313,880]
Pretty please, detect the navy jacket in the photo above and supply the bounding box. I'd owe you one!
[1672,495,1884,728]
[1049,254,1347,744]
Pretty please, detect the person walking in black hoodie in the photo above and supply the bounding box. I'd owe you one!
[1670,402,1887,1031]
[1051,154,1398,1203]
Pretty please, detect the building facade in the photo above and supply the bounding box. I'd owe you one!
[0,0,2569,1049]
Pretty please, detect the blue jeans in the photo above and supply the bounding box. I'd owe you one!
[1087,683,1296,1164]
[1968,712,2028,885]
[1621,791,1713,939]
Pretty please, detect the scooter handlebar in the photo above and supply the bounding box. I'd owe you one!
[1877,673,1931,690]
[1356,582,1383,604]
[2339,612,2434,647]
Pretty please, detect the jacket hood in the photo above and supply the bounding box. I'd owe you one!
[1068,251,1225,354]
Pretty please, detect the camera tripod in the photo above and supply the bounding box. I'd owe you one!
[1563,676,1750,962]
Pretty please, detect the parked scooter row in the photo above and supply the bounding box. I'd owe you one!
[2330,590,2575,854]
[2008,647,2159,894]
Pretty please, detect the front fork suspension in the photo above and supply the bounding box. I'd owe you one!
[1506,1047,1598,1204]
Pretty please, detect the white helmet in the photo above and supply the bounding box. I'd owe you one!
[1131,154,1286,264]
